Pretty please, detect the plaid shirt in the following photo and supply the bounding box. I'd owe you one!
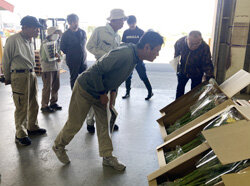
[174,36,214,80]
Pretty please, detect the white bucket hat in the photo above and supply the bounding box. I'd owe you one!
[47,26,62,36]
[107,9,127,21]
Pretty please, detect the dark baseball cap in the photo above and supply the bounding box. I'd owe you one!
[20,16,44,28]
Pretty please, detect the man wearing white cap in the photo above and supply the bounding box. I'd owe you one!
[86,8,127,134]
[40,26,62,113]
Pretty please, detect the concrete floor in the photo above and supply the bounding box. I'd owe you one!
[0,62,183,186]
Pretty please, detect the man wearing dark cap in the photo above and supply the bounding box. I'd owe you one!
[122,15,153,100]
[2,15,47,146]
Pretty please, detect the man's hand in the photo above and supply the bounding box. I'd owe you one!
[109,91,117,108]
[100,94,109,106]
[55,53,61,62]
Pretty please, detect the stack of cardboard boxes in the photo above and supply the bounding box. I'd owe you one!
[148,70,250,186]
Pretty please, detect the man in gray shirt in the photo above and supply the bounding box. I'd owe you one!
[2,16,46,146]
[52,31,164,171]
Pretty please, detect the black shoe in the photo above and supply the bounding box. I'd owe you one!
[50,104,62,111]
[145,92,154,100]
[41,106,54,113]
[15,136,31,146]
[87,125,95,134]
[122,93,130,99]
[114,124,119,131]
[27,128,47,135]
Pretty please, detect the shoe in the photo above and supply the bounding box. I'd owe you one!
[114,124,119,131]
[103,156,126,171]
[27,128,46,135]
[15,136,31,146]
[50,104,62,111]
[87,124,95,134]
[122,93,130,99]
[41,106,54,113]
[52,145,70,164]
[145,92,154,100]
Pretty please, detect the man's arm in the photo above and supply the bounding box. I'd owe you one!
[2,37,15,84]
[174,41,181,58]
[202,46,215,81]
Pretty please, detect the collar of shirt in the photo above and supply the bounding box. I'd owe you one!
[106,23,117,35]
[20,32,32,43]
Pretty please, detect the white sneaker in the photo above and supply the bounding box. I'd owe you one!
[103,156,126,171]
[52,145,70,164]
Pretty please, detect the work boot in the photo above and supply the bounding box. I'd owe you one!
[143,78,153,100]
[27,128,47,135]
[41,106,54,113]
[103,156,126,171]
[145,92,154,100]
[122,93,130,99]
[15,136,31,146]
[50,104,62,111]
[52,145,70,164]
[87,124,95,134]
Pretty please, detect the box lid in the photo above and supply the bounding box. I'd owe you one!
[219,69,250,98]
[235,105,250,120]
[202,120,250,165]
[222,167,250,186]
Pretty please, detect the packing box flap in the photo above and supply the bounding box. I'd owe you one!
[160,82,208,114]
[202,120,250,165]
[222,167,250,186]
[234,105,250,120]
[219,69,250,98]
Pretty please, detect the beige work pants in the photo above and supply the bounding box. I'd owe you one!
[41,71,60,108]
[11,72,40,138]
[54,82,113,157]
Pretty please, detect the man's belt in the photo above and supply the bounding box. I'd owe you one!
[11,69,33,73]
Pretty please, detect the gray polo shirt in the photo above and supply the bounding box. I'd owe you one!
[2,32,35,81]
[78,43,140,99]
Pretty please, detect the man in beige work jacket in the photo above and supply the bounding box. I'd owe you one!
[86,9,127,133]
[2,16,46,146]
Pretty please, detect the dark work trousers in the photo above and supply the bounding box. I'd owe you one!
[66,60,87,89]
[125,61,152,94]
[175,72,202,99]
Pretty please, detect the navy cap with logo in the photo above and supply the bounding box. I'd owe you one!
[20,16,44,28]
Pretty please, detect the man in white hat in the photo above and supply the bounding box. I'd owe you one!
[86,8,127,134]
[40,26,62,113]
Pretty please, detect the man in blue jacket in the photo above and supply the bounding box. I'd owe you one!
[122,15,153,100]
[60,14,87,89]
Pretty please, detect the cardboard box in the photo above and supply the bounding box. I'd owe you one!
[221,167,250,186]
[157,70,250,141]
[158,99,235,142]
[157,105,250,166]
[148,120,250,186]
[159,81,208,115]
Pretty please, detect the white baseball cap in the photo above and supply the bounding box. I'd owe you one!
[107,9,127,21]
